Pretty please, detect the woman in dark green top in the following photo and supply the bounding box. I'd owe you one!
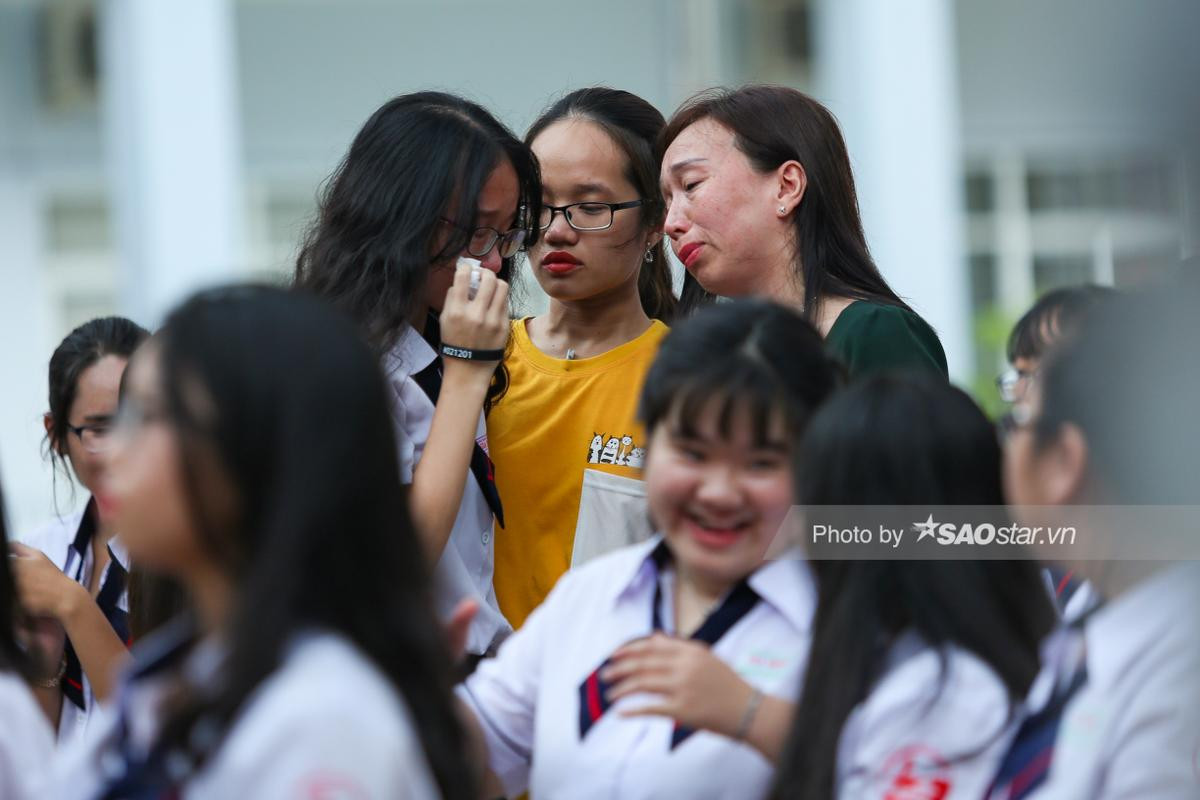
[825,300,947,377]
[658,85,948,378]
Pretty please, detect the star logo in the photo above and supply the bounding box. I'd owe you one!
[913,514,938,541]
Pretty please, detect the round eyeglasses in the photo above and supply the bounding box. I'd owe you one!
[538,200,645,232]
[440,218,528,260]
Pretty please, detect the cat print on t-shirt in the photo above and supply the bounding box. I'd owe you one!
[586,432,645,468]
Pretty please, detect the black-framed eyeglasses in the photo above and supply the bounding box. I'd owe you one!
[538,200,645,232]
[65,421,114,454]
[440,218,528,259]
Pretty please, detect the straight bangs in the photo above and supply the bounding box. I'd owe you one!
[1008,307,1062,362]
[654,360,795,449]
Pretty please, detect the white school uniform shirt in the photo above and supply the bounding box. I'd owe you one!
[18,505,131,746]
[0,670,56,799]
[52,629,440,800]
[837,632,1021,798]
[1024,563,1200,799]
[458,536,814,800]
[383,324,511,655]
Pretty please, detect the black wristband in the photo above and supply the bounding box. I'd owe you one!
[440,343,505,362]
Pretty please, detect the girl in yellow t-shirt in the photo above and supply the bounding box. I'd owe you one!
[489,88,676,628]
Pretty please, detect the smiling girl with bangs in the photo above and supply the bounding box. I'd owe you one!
[458,299,839,799]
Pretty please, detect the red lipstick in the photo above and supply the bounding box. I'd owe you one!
[677,242,704,269]
[542,250,583,275]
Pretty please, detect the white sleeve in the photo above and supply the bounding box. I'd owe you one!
[0,677,56,800]
[388,379,419,485]
[456,571,572,798]
[14,516,73,565]
[1085,662,1200,799]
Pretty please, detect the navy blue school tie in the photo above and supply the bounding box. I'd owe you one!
[986,636,1089,799]
[577,560,760,749]
[62,505,131,711]
[1046,565,1087,616]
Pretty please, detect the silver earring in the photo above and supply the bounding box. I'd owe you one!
[644,248,654,263]
[778,205,787,215]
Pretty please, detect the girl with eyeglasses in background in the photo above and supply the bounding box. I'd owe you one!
[295,91,541,659]
[488,87,676,630]
[10,317,147,743]
[998,284,1200,799]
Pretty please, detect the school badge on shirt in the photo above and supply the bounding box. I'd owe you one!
[299,773,370,800]
[733,648,802,684]
[880,745,953,800]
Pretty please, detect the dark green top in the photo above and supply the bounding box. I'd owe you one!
[825,300,949,378]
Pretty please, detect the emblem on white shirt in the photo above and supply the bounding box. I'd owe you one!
[297,773,370,800]
[735,648,800,683]
[880,744,953,800]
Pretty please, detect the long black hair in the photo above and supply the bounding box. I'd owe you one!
[639,298,842,441]
[660,85,909,319]
[115,363,191,642]
[295,90,540,349]
[145,285,472,799]
[45,316,149,493]
[771,374,1056,799]
[296,92,540,411]
[526,87,677,321]
[0,485,30,678]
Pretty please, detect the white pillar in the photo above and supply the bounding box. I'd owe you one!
[994,150,1036,313]
[665,0,731,102]
[99,0,244,325]
[814,0,972,382]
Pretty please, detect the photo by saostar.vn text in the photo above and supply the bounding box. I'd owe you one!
[802,512,1077,550]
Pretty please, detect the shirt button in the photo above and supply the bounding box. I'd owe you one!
[482,531,490,544]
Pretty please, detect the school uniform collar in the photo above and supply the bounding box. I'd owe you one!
[122,615,234,697]
[108,536,131,572]
[122,614,198,686]
[611,535,815,635]
[69,496,131,571]
[382,322,436,381]
[67,497,101,570]
[1081,563,1200,691]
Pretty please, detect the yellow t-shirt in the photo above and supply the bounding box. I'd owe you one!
[489,317,669,628]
